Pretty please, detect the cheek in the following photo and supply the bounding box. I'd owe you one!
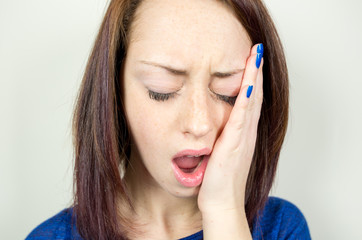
[125,90,170,154]
[128,105,157,145]
[216,104,233,135]
[123,80,154,145]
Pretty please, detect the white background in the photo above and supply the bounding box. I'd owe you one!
[1,0,361,239]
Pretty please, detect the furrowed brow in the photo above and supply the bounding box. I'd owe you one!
[212,69,244,78]
[139,60,244,78]
[139,60,187,76]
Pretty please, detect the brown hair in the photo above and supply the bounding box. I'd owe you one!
[72,0,288,239]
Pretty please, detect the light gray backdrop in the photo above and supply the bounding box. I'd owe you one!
[1,0,361,239]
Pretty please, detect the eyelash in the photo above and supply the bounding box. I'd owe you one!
[148,91,177,101]
[148,90,237,106]
[216,94,237,106]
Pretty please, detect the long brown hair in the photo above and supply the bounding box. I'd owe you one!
[72,0,288,239]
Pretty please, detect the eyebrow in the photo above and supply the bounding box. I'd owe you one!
[139,60,244,78]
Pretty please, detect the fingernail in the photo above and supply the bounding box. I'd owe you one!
[247,85,253,98]
[257,43,264,54]
[256,43,264,69]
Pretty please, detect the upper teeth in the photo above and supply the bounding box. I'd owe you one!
[186,155,202,157]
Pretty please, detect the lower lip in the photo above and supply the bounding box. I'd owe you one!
[171,155,210,187]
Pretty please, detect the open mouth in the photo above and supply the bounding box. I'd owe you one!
[178,159,203,173]
[173,155,205,173]
[171,148,212,187]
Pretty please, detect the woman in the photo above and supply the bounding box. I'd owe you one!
[26,0,311,239]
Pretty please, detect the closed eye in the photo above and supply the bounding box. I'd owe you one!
[148,89,237,106]
[148,90,177,101]
[215,93,237,106]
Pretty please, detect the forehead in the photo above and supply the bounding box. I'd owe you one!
[127,0,251,69]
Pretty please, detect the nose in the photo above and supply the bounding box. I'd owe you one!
[180,87,213,139]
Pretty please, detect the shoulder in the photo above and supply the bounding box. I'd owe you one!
[252,197,311,240]
[25,208,83,240]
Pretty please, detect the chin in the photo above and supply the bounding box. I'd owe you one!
[167,183,201,199]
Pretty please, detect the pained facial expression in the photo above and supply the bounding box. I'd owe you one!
[122,0,252,197]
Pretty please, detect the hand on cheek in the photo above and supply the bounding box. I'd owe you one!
[198,43,264,214]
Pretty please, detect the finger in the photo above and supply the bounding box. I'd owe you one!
[250,58,264,127]
[237,43,263,108]
[226,43,264,130]
[254,57,264,104]
[246,59,264,152]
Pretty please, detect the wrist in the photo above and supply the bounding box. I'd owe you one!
[197,186,246,214]
[201,207,251,240]
[201,207,246,219]
[198,199,245,215]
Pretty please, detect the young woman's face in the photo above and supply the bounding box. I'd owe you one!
[122,0,252,197]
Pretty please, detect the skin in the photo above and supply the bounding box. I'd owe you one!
[122,0,263,239]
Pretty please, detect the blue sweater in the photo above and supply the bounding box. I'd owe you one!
[26,197,311,239]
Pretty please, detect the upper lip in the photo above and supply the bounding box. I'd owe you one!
[172,148,212,159]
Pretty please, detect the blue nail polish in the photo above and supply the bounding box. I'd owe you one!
[256,43,264,69]
[256,54,262,68]
[247,85,253,98]
[257,43,264,54]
